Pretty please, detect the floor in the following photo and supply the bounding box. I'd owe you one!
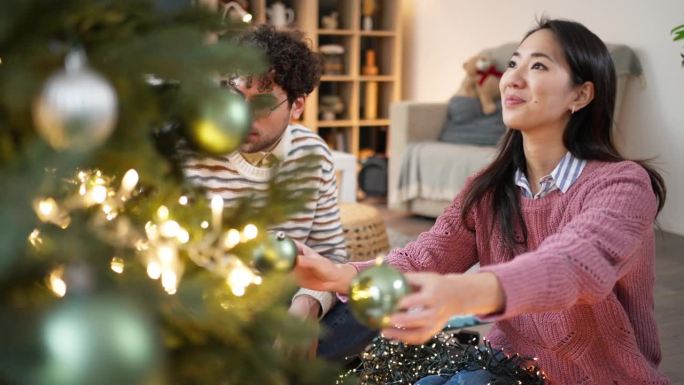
[367,198,684,384]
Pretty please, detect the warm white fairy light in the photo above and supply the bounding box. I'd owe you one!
[31,168,290,304]
[177,228,190,244]
[159,220,180,238]
[161,270,178,295]
[156,205,169,221]
[144,221,159,241]
[28,229,43,247]
[134,239,148,251]
[110,257,125,274]
[242,224,258,241]
[157,244,176,263]
[120,169,139,194]
[37,198,57,219]
[147,261,162,279]
[101,203,113,215]
[210,195,224,230]
[90,184,108,204]
[223,228,241,249]
[226,260,256,297]
[33,197,70,228]
[48,267,67,297]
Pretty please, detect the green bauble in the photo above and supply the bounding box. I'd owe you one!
[349,264,410,329]
[188,88,251,155]
[37,295,160,385]
[249,231,298,274]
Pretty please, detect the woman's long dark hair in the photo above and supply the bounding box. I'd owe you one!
[460,19,666,252]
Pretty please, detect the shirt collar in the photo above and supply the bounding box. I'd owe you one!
[239,124,293,167]
[515,152,587,198]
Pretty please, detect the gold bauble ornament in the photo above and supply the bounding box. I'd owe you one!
[349,263,410,329]
[188,88,251,155]
[246,231,297,274]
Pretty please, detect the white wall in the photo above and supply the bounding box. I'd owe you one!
[401,0,684,235]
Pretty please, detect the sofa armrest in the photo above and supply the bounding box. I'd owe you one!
[388,101,448,209]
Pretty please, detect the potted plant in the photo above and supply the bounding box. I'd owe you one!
[673,24,684,66]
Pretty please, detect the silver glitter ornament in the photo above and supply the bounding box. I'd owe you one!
[33,50,118,151]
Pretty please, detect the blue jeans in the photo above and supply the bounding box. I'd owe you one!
[414,370,493,385]
[317,302,378,362]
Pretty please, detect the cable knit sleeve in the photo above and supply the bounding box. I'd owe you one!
[479,162,658,320]
[352,190,479,274]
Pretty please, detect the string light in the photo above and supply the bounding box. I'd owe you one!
[120,169,139,196]
[223,229,241,249]
[147,261,162,280]
[110,257,125,274]
[226,261,256,297]
[177,228,190,244]
[161,270,178,295]
[31,168,277,303]
[90,184,108,204]
[145,221,159,241]
[242,224,258,241]
[157,205,169,221]
[47,267,67,298]
[159,220,180,238]
[37,198,57,219]
[210,195,223,230]
[33,197,70,228]
[157,244,176,263]
[339,330,546,385]
[28,229,43,247]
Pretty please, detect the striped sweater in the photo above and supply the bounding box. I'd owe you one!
[184,124,348,316]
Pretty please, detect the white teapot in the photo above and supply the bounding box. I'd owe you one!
[266,2,294,30]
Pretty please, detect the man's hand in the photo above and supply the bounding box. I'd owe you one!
[276,295,321,359]
[293,240,357,294]
[289,295,322,320]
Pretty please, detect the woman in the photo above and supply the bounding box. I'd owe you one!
[294,19,669,385]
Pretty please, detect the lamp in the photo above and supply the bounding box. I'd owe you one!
[222,1,252,23]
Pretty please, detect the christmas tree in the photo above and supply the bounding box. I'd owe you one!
[0,1,342,384]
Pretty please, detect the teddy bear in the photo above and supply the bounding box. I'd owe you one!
[455,54,503,115]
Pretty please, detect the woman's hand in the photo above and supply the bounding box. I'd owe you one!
[292,241,357,294]
[381,272,505,345]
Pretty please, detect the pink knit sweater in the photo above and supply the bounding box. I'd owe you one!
[368,161,669,385]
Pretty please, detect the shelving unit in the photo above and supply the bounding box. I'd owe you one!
[204,0,403,159]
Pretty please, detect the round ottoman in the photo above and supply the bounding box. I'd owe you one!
[339,203,390,262]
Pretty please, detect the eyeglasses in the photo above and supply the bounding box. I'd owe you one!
[220,79,289,119]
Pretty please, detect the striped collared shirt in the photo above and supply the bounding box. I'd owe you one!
[514,152,587,199]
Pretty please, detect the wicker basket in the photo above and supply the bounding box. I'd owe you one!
[339,203,390,262]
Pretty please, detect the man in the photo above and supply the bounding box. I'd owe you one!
[184,25,347,328]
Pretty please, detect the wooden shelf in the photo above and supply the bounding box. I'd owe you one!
[321,75,355,82]
[317,120,355,128]
[359,119,390,126]
[359,75,395,82]
[359,30,396,37]
[318,29,355,36]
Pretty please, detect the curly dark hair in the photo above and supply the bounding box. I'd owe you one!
[233,25,321,104]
